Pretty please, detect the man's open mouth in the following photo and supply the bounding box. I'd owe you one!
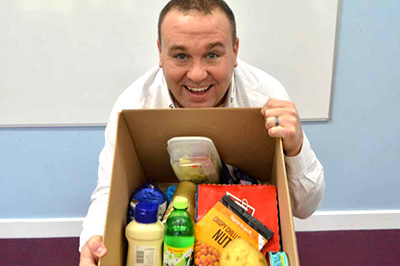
[184,85,212,93]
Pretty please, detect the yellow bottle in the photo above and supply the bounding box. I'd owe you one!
[125,202,164,266]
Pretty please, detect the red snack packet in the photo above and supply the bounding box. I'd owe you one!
[194,195,274,265]
[196,184,280,253]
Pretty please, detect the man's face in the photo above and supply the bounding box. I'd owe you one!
[158,8,239,108]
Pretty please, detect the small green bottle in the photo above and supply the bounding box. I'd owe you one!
[163,196,195,266]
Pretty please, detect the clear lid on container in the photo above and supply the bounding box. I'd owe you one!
[167,136,222,184]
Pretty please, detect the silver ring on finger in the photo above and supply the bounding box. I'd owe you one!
[275,116,279,127]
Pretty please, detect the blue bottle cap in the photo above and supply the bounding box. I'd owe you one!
[135,202,158,224]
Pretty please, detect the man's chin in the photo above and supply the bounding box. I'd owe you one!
[181,98,225,108]
[179,95,213,108]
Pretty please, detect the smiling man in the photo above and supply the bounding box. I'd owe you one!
[158,6,238,108]
[79,1,325,265]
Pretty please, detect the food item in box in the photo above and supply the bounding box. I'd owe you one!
[220,162,262,185]
[164,185,176,204]
[125,202,164,266]
[194,240,221,265]
[164,196,195,266]
[167,136,222,183]
[129,182,166,222]
[196,184,280,253]
[162,181,197,223]
[268,252,289,266]
[220,238,268,266]
[194,195,274,265]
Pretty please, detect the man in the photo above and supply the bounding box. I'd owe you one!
[79,0,325,265]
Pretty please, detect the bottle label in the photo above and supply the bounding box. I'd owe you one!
[134,246,156,266]
[163,243,194,266]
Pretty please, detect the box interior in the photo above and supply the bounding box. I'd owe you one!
[99,108,299,266]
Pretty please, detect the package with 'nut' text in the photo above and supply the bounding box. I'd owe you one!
[196,184,280,253]
[194,195,274,265]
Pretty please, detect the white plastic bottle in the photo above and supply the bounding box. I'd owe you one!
[125,202,164,266]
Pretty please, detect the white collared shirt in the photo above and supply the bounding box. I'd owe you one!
[79,59,325,250]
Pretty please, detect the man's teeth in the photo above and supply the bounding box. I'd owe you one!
[186,86,209,92]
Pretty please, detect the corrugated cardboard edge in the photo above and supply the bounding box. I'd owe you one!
[273,138,300,265]
[99,112,146,266]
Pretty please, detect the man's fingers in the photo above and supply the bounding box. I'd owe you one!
[89,238,107,258]
[265,116,279,129]
[93,246,106,258]
[79,246,98,266]
[265,114,297,129]
[262,98,297,117]
[266,115,299,139]
[79,255,97,266]
[79,235,107,266]
[265,98,292,109]
[263,107,298,120]
[268,125,292,139]
[262,98,303,156]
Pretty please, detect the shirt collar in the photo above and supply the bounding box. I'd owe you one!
[223,72,236,107]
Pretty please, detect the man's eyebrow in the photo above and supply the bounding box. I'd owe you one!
[168,42,225,53]
[208,42,225,49]
[168,45,187,52]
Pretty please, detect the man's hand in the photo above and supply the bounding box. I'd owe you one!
[261,98,304,157]
[79,235,107,266]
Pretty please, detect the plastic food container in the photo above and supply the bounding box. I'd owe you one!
[167,136,222,184]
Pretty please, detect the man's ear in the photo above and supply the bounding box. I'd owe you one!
[157,39,162,68]
[233,38,239,67]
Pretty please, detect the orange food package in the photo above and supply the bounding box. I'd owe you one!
[196,184,280,254]
[194,195,274,265]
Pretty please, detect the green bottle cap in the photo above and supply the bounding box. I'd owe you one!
[173,196,188,209]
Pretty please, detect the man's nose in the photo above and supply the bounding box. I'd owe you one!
[187,61,208,82]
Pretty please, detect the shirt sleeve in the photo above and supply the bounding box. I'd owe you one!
[284,133,325,219]
[78,66,160,252]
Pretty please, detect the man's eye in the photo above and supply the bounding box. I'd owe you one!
[174,54,187,60]
[207,53,218,59]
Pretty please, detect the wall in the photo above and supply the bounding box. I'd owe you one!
[0,1,399,231]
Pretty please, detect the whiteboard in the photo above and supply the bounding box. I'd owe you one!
[0,0,339,126]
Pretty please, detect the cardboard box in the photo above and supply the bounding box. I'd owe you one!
[99,108,300,266]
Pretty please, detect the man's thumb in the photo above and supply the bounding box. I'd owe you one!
[95,245,106,257]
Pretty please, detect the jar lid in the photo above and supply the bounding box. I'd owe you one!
[135,202,158,224]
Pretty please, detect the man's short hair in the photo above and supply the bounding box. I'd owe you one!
[158,0,237,47]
